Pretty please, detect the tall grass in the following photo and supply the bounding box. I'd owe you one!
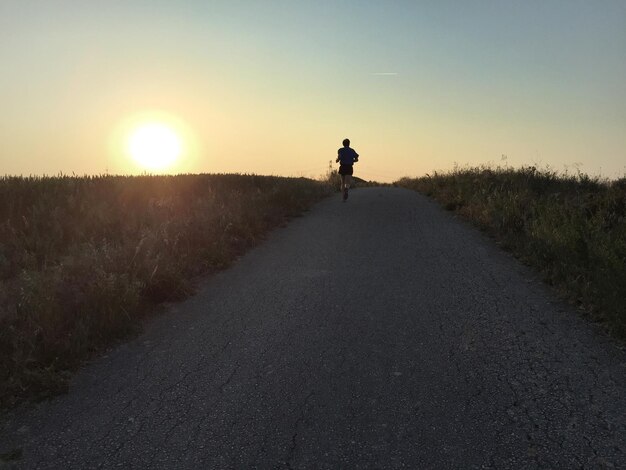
[397,166,626,338]
[0,173,332,407]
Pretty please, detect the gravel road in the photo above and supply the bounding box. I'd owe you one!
[1,187,625,469]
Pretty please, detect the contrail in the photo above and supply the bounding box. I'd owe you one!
[370,72,398,76]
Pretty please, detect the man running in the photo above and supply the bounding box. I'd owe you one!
[336,138,359,201]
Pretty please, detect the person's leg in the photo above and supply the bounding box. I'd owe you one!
[340,174,346,191]
[345,175,352,189]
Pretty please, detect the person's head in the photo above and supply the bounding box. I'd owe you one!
[342,138,350,147]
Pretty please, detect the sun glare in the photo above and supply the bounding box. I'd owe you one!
[110,110,197,174]
[127,123,182,171]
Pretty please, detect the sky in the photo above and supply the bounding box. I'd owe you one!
[1,0,625,182]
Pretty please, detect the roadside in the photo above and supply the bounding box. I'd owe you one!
[0,174,332,408]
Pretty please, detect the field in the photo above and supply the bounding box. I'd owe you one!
[397,166,626,339]
[0,174,332,408]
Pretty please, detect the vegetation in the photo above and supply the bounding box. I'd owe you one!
[0,173,332,408]
[397,166,626,338]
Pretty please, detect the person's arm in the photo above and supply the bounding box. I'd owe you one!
[354,150,359,162]
[336,149,341,163]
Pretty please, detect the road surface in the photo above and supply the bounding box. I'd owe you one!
[1,187,625,469]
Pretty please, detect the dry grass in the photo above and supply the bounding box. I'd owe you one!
[0,173,332,408]
[397,166,626,338]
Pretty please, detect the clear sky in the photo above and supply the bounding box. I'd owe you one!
[1,0,625,181]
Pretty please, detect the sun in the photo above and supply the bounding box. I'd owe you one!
[127,122,182,171]
[110,110,197,174]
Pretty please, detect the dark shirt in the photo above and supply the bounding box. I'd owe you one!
[337,147,359,165]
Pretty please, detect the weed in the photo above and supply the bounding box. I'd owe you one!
[0,174,331,408]
[397,166,626,338]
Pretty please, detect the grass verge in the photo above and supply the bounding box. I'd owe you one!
[397,166,626,338]
[0,173,332,408]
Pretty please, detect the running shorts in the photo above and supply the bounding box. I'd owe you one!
[338,164,353,176]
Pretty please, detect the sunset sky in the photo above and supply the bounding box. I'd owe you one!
[1,1,625,182]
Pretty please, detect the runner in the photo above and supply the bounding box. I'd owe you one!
[336,138,359,201]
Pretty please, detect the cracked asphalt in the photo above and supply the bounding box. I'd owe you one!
[1,187,625,469]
